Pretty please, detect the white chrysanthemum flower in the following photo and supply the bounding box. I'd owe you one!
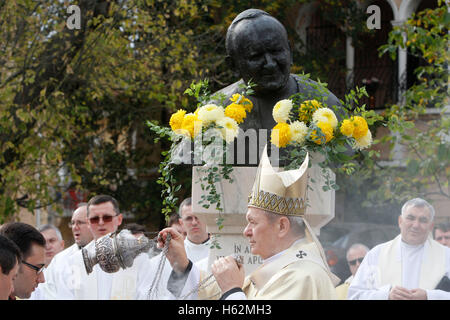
[354,129,372,150]
[197,104,225,126]
[312,107,338,129]
[289,121,308,145]
[272,99,293,123]
[216,117,239,143]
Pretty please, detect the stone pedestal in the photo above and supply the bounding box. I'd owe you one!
[192,166,260,275]
[304,164,336,235]
[192,161,335,275]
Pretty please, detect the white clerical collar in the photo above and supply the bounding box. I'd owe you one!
[185,235,210,247]
[400,239,425,251]
[263,237,307,264]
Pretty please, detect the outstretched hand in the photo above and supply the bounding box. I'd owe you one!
[157,227,189,273]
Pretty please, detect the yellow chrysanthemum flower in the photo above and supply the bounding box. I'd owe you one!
[311,122,334,145]
[340,119,354,137]
[230,93,253,112]
[197,104,225,126]
[351,116,369,139]
[289,121,308,145]
[312,107,338,129]
[230,93,242,103]
[216,117,239,143]
[180,113,202,139]
[354,130,372,150]
[242,98,253,112]
[299,99,322,122]
[169,109,186,131]
[224,103,247,124]
[271,122,292,148]
[273,99,292,123]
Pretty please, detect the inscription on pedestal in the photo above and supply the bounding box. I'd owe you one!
[207,235,263,274]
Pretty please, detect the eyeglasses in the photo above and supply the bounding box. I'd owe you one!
[22,261,45,275]
[436,236,450,241]
[348,257,364,266]
[182,215,201,223]
[68,220,88,228]
[89,214,119,224]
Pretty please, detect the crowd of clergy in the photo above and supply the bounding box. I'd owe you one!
[1,150,449,300]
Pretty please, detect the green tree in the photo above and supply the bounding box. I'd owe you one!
[291,0,370,82]
[0,0,304,225]
[0,0,209,224]
[337,2,449,222]
[377,2,449,201]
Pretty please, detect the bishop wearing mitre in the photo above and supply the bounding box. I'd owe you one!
[157,147,339,300]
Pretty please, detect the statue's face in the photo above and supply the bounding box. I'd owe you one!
[230,16,291,94]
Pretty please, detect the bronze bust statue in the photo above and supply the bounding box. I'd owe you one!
[215,9,342,165]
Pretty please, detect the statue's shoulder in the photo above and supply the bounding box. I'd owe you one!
[291,74,341,107]
[210,79,245,104]
[291,73,315,85]
[292,73,328,94]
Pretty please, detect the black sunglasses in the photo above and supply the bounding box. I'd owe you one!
[89,214,118,224]
[22,261,45,275]
[348,257,364,266]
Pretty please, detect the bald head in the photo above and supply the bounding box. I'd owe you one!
[70,204,93,247]
[226,9,288,57]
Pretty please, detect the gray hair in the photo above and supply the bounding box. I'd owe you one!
[38,224,63,241]
[401,198,435,221]
[178,197,192,217]
[346,243,369,260]
[263,210,305,237]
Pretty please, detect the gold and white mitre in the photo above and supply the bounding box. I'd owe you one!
[248,146,340,286]
[248,147,309,216]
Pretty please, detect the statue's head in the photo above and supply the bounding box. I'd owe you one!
[226,9,292,95]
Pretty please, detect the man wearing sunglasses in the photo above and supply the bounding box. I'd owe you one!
[336,243,369,299]
[86,195,123,238]
[0,222,46,299]
[64,194,153,299]
[348,198,450,300]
